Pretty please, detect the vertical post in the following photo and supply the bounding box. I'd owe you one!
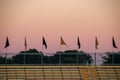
[59,45,61,64]
[24,53,26,64]
[24,36,27,65]
[5,48,8,64]
[5,53,7,64]
[77,52,78,64]
[94,49,96,66]
[41,45,43,64]
[59,54,61,64]
[112,48,114,65]
[41,54,43,64]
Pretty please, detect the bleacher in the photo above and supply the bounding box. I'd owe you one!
[0,65,120,80]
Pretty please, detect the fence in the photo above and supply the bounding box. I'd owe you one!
[0,53,103,65]
[1,52,120,66]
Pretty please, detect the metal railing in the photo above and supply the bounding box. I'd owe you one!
[0,53,120,66]
[0,65,120,80]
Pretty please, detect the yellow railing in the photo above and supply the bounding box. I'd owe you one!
[0,65,120,80]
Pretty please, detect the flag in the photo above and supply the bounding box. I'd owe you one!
[112,37,117,48]
[4,37,10,48]
[25,37,27,50]
[60,37,68,47]
[95,36,99,49]
[42,37,47,49]
[77,37,80,49]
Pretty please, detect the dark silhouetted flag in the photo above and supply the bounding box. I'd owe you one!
[25,37,27,50]
[4,37,10,48]
[112,37,117,48]
[60,37,68,47]
[42,37,47,49]
[95,36,99,49]
[77,37,80,49]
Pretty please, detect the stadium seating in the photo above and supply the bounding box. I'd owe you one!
[0,65,120,80]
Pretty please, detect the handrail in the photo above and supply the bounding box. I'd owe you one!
[0,65,120,80]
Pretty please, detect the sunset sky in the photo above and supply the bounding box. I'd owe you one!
[0,0,120,54]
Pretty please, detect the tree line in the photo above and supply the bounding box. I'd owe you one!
[0,49,120,65]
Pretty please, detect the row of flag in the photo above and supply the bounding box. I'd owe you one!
[4,36,118,50]
[95,37,117,49]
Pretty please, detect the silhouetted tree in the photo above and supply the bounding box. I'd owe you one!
[19,48,40,53]
[0,56,6,64]
[12,48,43,64]
[53,50,93,64]
[0,56,13,64]
[102,52,120,65]
[11,49,93,64]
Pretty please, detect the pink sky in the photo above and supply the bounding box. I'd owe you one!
[0,0,120,54]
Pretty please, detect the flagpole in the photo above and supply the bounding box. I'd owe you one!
[60,36,68,65]
[112,37,118,65]
[5,48,8,64]
[41,44,43,64]
[24,37,26,65]
[24,49,26,64]
[77,50,78,64]
[77,47,79,64]
[112,37,114,65]
[59,37,62,65]
[77,37,78,64]
[95,36,99,66]
[42,37,48,65]
[112,48,114,65]
[94,49,96,66]
[77,37,80,65]
[4,37,9,65]
[59,45,61,64]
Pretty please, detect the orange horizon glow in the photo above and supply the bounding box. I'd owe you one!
[0,0,120,54]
